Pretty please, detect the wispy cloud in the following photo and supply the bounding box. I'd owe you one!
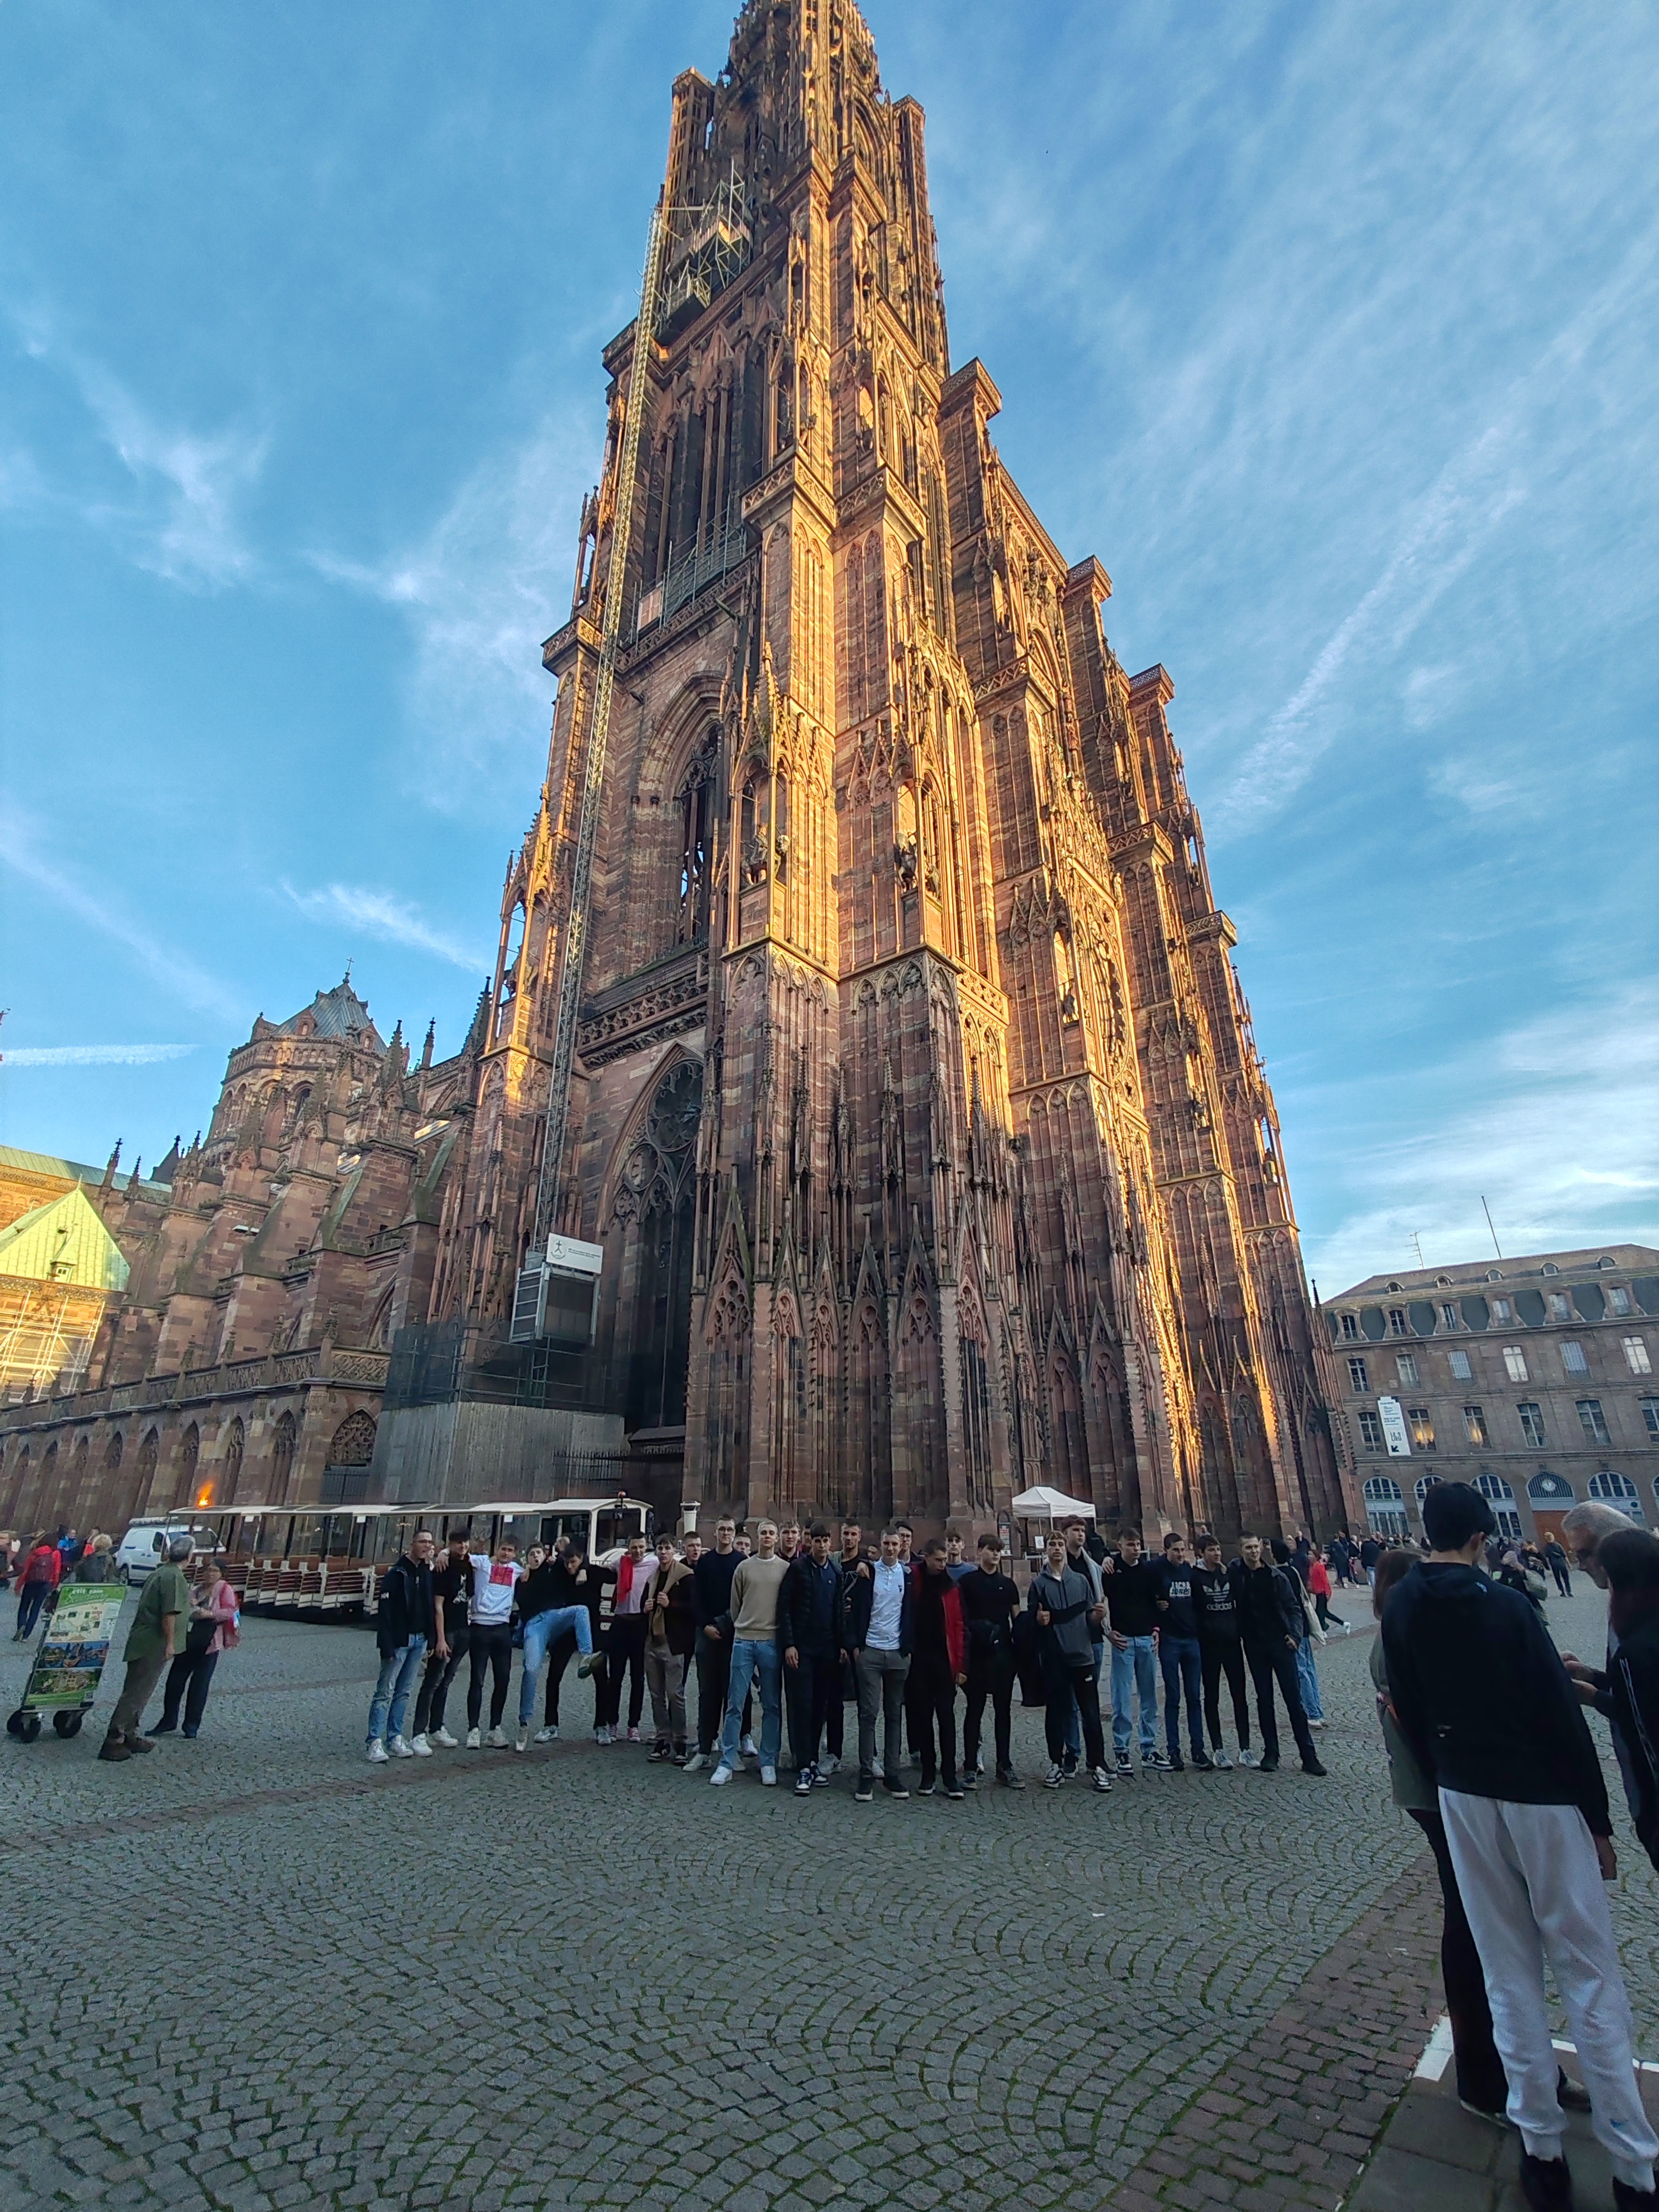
[279,879,484,971]
[1,1044,199,1067]
[1,818,243,1022]
[13,311,267,588]
[1300,984,1659,1293]
[307,417,589,806]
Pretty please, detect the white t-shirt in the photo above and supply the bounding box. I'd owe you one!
[468,1554,523,1627]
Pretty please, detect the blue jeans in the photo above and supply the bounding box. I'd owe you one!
[1063,1641,1105,1759]
[1159,1634,1204,1755]
[517,1605,593,1726]
[368,1636,426,1746]
[720,1638,782,1768]
[1295,1637,1323,1721]
[1110,1635,1160,1755]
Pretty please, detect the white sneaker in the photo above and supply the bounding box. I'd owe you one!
[1211,1748,1233,1770]
[1043,1762,1065,1790]
[818,1753,839,1777]
[409,1733,433,1756]
[534,1726,559,1744]
[367,1739,389,1764]
[740,1734,758,1760]
[514,1728,530,1754]
[709,1764,734,1786]
[760,1765,778,1786]
[389,1735,414,1759]
[682,1750,707,1773]
[1091,1766,1114,1792]
[466,1727,482,1749]
[1309,1718,1326,1730]
[594,1725,613,1745]
[484,1726,509,1749]
[626,1726,641,1743]
[1237,1747,1259,1767]
[430,1727,458,1749]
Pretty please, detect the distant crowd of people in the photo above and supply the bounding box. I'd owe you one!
[359,1514,1340,1797]
[4,1526,119,1638]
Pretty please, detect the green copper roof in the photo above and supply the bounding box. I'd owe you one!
[0,1184,130,1291]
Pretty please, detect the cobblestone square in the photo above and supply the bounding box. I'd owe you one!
[2,1587,1654,2210]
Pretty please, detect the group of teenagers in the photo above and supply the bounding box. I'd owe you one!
[366,1510,1334,1798]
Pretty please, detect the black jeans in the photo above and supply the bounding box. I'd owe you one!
[597,1615,647,1730]
[544,1629,581,1725]
[1409,1803,1507,2111]
[906,1652,959,1785]
[1042,1647,1105,1769]
[785,1652,840,1768]
[159,1648,218,1733]
[466,1623,513,1730]
[15,1582,52,1639]
[413,1624,469,1736]
[964,1642,1015,1772]
[1244,1637,1315,1763]
[1200,1639,1251,1751]
[1550,1560,1571,1597]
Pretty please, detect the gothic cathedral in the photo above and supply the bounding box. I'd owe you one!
[437,0,1343,1542]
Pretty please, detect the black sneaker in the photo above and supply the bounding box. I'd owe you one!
[880,1776,910,1799]
[1301,1756,1328,1777]
[794,1766,815,1797]
[1166,1750,1185,1772]
[1191,1749,1214,1771]
[854,1780,874,1803]
[945,1777,965,1801]
[1258,1754,1280,1772]
[998,1767,1026,1790]
[917,1775,937,1797]
[1114,1751,1133,1777]
[1060,1753,1079,1777]
[1519,2153,1573,2212]
[962,1767,978,1790]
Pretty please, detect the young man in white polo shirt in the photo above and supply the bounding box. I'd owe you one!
[843,1527,912,1804]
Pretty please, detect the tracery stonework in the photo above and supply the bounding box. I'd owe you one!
[437,0,1349,1540]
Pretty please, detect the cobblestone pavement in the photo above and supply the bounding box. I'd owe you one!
[1,1580,1653,2212]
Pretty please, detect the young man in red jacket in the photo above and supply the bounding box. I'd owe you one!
[906,1537,967,1799]
[13,1537,62,1641]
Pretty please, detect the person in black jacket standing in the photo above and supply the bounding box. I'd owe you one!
[367,1531,435,1762]
[779,1524,845,1794]
[1590,1528,1659,1872]
[1192,1536,1254,1769]
[959,1533,1024,1790]
[1236,1535,1324,1777]
[1385,1483,1657,2212]
[685,1518,742,1774]
[1103,1530,1164,1775]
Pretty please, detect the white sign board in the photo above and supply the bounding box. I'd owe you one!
[544,1234,604,1278]
[1377,1395,1412,1457]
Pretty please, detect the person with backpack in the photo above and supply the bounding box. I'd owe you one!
[12,1532,60,1641]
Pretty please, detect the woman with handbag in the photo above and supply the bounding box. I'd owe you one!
[151,1559,239,1737]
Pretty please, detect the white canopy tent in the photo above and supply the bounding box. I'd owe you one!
[1008,1485,1096,1522]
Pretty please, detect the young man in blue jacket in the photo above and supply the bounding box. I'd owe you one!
[1384,1482,1656,2212]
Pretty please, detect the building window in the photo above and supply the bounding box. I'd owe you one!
[1441,1303,1460,1331]
[1408,1406,1436,1451]
[1348,1357,1369,1392]
[1340,1312,1361,1342]
[1577,1399,1610,1444]
[1642,1398,1659,1443]
[1358,1409,1385,1451]
[1464,1405,1489,1446]
[1546,1291,1572,1322]
[1503,1345,1529,1383]
[1589,1470,1644,1524]
[1474,1472,1522,1541]
[1517,1402,1547,1447]
[1388,1307,1408,1337]
[1491,1297,1515,1322]
[1609,1286,1635,1317]
[1396,1353,1420,1387]
[1560,1341,1589,1377]
[1448,1350,1473,1381]
[1362,1475,1406,1536]
[1624,1337,1653,1377]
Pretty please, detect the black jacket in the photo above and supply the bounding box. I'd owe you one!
[1597,1609,1659,1870]
[1102,1556,1161,1639]
[841,1559,914,1656]
[1383,1562,1611,1835]
[1236,1560,1304,1648]
[376,1554,434,1657]
[547,1557,613,1628]
[778,1555,844,1661]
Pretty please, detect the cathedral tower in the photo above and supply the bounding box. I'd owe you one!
[435,0,1345,1539]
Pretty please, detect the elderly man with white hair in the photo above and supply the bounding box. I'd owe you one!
[1562,1500,1646,1821]
[100,1532,194,1762]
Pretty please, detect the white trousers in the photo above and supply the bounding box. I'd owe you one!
[1441,1789,1657,2188]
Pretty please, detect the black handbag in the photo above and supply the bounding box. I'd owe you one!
[185,1614,217,1657]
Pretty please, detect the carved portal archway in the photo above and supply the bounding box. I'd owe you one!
[610,1058,704,1432]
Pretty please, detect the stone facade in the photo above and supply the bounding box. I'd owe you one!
[431,0,1346,1541]
[1322,1244,1659,1544]
[0,979,488,1533]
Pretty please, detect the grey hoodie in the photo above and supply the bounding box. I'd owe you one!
[1027,1561,1099,1666]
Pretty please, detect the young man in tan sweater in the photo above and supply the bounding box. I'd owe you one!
[707,1520,787,1787]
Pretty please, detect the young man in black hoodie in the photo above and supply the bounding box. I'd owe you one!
[779,1524,844,1793]
[959,1532,1024,1790]
[685,1517,742,1773]
[1237,1535,1324,1776]
[1192,1534,1254,1768]
[1103,1528,1163,1776]
[1384,1482,1656,2212]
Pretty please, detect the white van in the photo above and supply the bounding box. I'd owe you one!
[113,1520,225,1582]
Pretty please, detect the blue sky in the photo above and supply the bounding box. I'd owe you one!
[2,0,1655,1293]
